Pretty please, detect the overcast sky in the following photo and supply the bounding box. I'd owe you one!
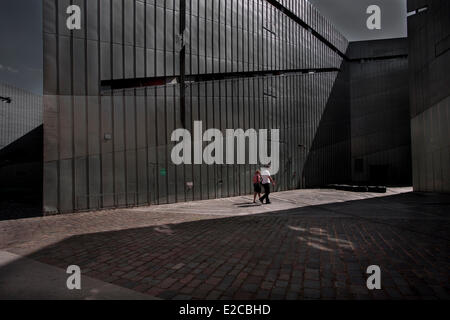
[0,0,42,95]
[308,0,408,41]
[0,0,407,95]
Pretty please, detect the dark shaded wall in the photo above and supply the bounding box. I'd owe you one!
[0,85,43,218]
[407,0,450,193]
[42,0,348,214]
[0,126,43,213]
[348,39,411,186]
[0,83,42,151]
[304,60,351,187]
[304,38,412,188]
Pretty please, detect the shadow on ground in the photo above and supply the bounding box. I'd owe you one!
[1,192,449,300]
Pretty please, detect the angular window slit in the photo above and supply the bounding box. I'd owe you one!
[100,68,340,92]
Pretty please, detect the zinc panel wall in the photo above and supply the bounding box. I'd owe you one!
[408,0,450,118]
[185,0,345,75]
[408,0,450,193]
[349,40,411,186]
[0,84,42,151]
[43,0,349,214]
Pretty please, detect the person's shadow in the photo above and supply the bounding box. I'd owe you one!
[233,202,263,208]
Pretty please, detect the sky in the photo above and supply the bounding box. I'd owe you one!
[308,0,408,41]
[0,0,42,95]
[0,0,407,95]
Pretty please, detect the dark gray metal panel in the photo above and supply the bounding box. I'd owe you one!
[349,39,411,184]
[166,85,176,203]
[58,159,73,213]
[407,0,450,192]
[145,87,157,205]
[43,0,57,35]
[0,84,42,153]
[43,0,355,214]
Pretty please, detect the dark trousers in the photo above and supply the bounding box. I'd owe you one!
[260,183,271,203]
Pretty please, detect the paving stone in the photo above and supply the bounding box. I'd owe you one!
[321,287,336,299]
[255,290,271,300]
[206,290,222,300]
[0,188,448,300]
[304,288,321,299]
[173,294,193,300]
[275,280,289,288]
[304,280,321,289]
[430,286,450,299]
[271,287,287,297]
[286,292,299,300]
[241,283,259,293]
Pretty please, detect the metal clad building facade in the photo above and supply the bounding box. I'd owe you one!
[407,0,450,193]
[42,0,349,214]
[0,83,42,151]
[348,39,411,185]
[303,60,351,187]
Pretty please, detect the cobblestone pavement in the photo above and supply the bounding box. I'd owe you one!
[0,188,449,300]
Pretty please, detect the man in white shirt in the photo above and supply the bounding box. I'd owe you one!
[259,166,275,204]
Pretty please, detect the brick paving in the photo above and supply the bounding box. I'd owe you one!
[0,188,449,300]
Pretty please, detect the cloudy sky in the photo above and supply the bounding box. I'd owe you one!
[0,0,42,95]
[308,0,407,41]
[0,0,407,95]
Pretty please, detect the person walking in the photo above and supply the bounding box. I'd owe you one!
[252,170,262,203]
[259,167,275,204]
